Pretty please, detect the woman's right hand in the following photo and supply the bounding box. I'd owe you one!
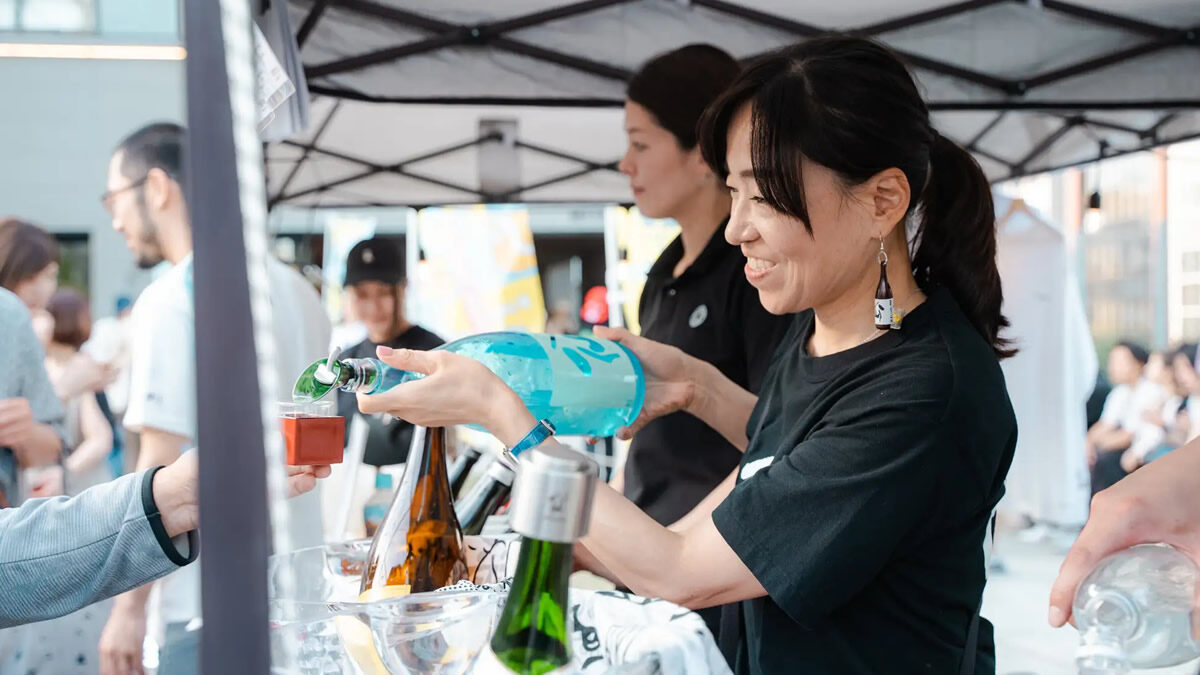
[593,326,701,441]
[357,346,534,445]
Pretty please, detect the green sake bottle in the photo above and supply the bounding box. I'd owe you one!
[490,444,598,674]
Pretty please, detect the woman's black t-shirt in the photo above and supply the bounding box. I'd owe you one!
[711,288,1017,674]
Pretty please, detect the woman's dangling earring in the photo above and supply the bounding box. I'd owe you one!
[873,239,895,330]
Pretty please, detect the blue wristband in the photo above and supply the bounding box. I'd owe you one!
[509,419,556,457]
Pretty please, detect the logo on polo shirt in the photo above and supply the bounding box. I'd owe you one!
[688,304,708,328]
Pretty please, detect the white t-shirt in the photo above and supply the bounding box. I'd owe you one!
[125,255,333,626]
[125,256,199,626]
[1099,379,1168,435]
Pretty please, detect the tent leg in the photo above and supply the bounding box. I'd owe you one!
[183,0,271,672]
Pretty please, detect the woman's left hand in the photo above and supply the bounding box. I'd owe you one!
[357,346,525,436]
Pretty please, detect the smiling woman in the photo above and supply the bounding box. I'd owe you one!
[356,35,1019,675]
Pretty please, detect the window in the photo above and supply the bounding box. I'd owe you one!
[1184,284,1200,306]
[54,233,89,295]
[2,0,96,33]
[1184,252,1200,273]
[1184,318,1200,341]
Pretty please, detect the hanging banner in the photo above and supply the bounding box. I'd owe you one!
[603,206,680,334]
[416,205,546,338]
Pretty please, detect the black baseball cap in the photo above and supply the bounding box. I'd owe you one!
[344,237,404,287]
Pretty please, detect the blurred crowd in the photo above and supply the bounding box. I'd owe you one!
[1087,341,1200,493]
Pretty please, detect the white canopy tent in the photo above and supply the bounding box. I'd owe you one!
[266,0,1200,208]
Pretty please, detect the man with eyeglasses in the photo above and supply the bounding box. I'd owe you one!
[97,123,332,675]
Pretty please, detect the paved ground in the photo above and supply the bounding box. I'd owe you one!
[986,531,1199,675]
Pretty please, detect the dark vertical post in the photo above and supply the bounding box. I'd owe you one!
[183,0,271,672]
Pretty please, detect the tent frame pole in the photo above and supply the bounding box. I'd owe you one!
[183,0,272,671]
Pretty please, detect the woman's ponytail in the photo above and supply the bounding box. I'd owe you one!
[912,133,1016,358]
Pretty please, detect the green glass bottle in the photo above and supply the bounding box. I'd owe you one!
[490,445,597,675]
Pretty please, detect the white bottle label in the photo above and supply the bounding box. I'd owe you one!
[874,298,894,326]
[527,334,639,408]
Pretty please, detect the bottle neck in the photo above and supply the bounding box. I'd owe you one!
[1076,626,1133,674]
[395,426,459,525]
[509,537,572,600]
[457,466,514,535]
[490,536,574,671]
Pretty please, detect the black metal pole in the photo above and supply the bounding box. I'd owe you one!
[183,0,271,672]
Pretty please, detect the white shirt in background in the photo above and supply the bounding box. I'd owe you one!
[1099,378,1167,435]
[125,255,199,627]
[125,255,333,628]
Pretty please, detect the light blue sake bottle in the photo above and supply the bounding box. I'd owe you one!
[294,332,644,439]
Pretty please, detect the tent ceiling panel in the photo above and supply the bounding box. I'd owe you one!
[278,171,483,208]
[403,144,597,192]
[1157,114,1200,141]
[503,2,799,70]
[1079,0,1200,25]
[274,0,1200,206]
[879,4,1147,80]
[1016,47,1200,104]
[517,168,637,203]
[267,154,373,203]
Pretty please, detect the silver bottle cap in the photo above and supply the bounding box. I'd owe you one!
[485,455,516,486]
[510,445,597,544]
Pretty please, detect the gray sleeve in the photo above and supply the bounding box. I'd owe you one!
[0,470,196,628]
[12,303,65,437]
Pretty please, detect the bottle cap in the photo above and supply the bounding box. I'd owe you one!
[484,456,517,486]
[293,358,343,401]
[510,445,597,544]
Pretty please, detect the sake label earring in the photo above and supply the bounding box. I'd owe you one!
[874,239,895,330]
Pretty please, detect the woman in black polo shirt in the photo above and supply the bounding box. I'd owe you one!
[615,44,789,530]
[359,36,1017,674]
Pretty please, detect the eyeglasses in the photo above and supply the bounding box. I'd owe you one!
[99,176,149,211]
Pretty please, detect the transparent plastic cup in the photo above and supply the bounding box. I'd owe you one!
[279,400,344,466]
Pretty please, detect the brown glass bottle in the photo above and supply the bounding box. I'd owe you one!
[874,259,893,330]
[360,426,468,595]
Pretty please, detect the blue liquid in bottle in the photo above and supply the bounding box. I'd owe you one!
[337,332,644,439]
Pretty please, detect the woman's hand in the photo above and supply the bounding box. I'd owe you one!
[593,326,701,441]
[356,346,529,441]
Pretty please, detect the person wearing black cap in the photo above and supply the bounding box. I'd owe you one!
[336,237,443,467]
[1086,340,1160,494]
